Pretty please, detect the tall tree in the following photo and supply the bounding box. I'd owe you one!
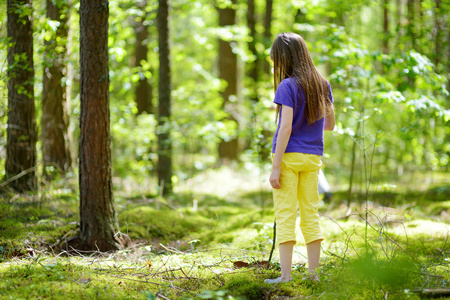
[157,0,172,196]
[6,0,37,192]
[383,0,389,54]
[79,0,118,251]
[407,0,417,51]
[218,0,238,160]
[42,0,71,178]
[433,0,442,68]
[263,0,273,74]
[396,0,403,51]
[447,4,450,92]
[247,0,258,101]
[134,0,153,115]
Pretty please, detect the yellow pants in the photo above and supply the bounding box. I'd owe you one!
[272,153,324,245]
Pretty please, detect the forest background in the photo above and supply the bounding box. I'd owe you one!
[0,0,449,299]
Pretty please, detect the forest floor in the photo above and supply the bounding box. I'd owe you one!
[0,166,449,299]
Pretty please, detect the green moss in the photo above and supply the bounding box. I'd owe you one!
[0,261,155,300]
[119,206,213,242]
[1,172,449,300]
[223,273,266,300]
[350,253,418,289]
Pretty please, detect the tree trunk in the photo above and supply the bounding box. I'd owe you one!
[6,0,37,192]
[66,0,76,168]
[157,0,173,196]
[263,0,273,74]
[247,0,258,101]
[218,0,238,161]
[418,0,424,54]
[295,7,308,39]
[383,0,389,54]
[433,0,442,69]
[42,0,71,178]
[134,0,153,114]
[396,0,403,52]
[79,0,118,251]
[407,0,416,51]
[447,8,450,92]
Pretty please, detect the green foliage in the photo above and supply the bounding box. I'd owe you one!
[8,1,33,25]
[0,0,449,297]
[111,106,157,179]
[2,0,448,190]
[350,253,418,289]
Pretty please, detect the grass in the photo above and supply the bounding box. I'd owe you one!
[0,167,449,299]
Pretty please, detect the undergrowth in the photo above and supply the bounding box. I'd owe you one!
[0,170,449,299]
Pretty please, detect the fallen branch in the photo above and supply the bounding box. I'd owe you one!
[156,292,172,300]
[414,288,450,298]
[159,243,184,254]
[108,272,195,295]
[0,166,37,188]
[108,274,164,286]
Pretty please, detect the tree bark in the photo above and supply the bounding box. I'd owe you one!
[134,0,153,114]
[447,7,450,92]
[79,0,118,251]
[157,0,173,196]
[247,0,258,101]
[218,0,238,161]
[383,0,389,54]
[396,0,403,52]
[433,0,442,68]
[6,0,37,192]
[263,0,273,74]
[418,0,424,54]
[445,8,450,93]
[42,0,71,178]
[295,7,308,36]
[407,0,416,51]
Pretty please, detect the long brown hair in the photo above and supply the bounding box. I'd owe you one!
[270,32,332,124]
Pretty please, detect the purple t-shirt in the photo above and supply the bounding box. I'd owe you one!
[272,77,333,156]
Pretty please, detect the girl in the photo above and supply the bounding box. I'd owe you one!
[265,32,335,284]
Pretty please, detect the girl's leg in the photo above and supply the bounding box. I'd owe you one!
[279,241,295,281]
[306,239,321,280]
[297,155,323,281]
[267,154,298,284]
[265,240,294,283]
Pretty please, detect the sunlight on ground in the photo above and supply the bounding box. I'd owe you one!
[395,220,450,237]
[175,164,271,198]
[2,166,448,299]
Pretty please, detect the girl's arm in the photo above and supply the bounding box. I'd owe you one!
[270,105,293,189]
[324,104,335,131]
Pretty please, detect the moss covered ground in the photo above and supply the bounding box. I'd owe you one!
[0,168,449,299]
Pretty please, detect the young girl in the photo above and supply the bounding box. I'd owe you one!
[265,32,335,284]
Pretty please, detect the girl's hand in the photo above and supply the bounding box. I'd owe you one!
[270,168,281,189]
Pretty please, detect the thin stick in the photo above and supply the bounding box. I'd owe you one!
[267,221,276,269]
[108,274,164,286]
[156,292,172,300]
[0,166,37,188]
[159,243,184,254]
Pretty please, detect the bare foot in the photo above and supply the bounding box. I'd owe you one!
[307,272,320,282]
[264,276,292,284]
